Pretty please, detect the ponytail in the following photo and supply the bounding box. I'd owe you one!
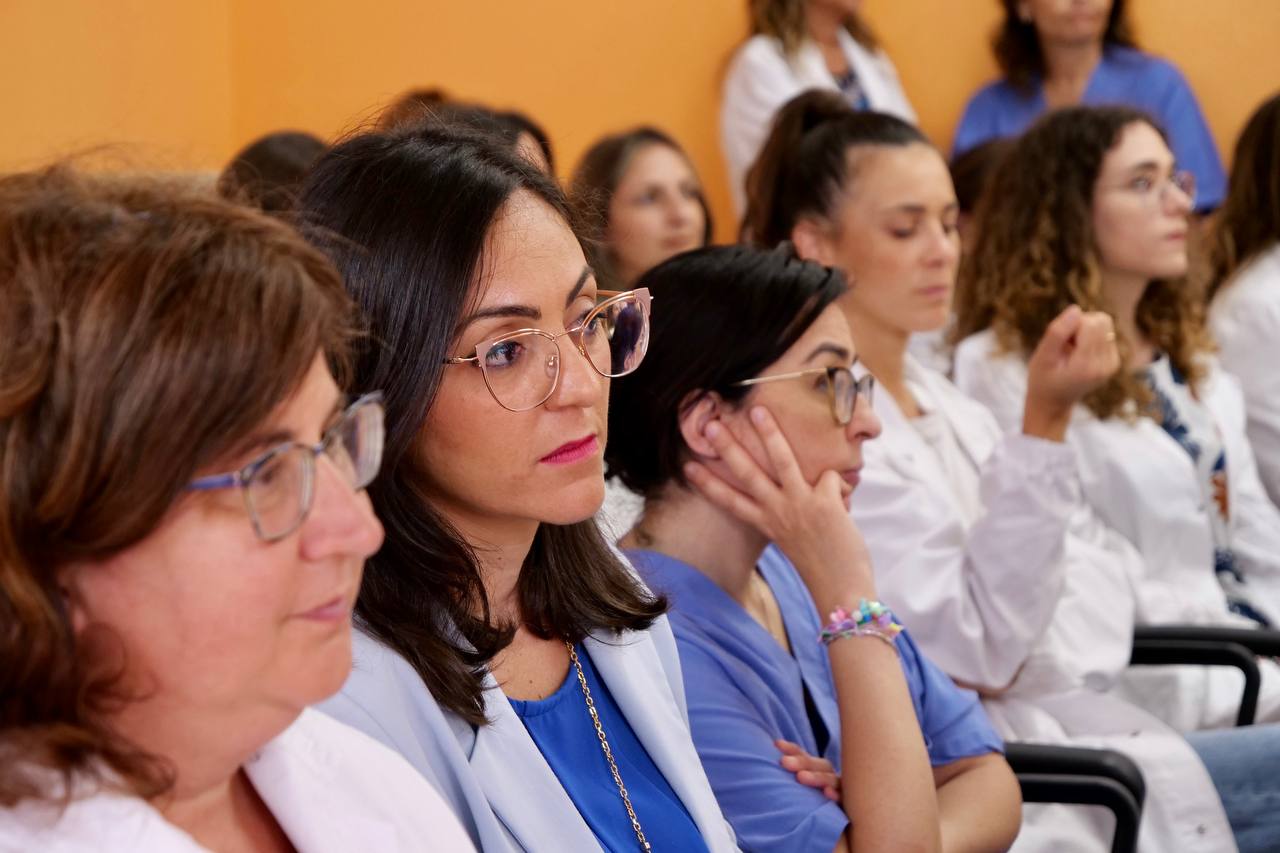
[741,90,928,247]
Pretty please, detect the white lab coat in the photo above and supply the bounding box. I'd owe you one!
[322,620,739,853]
[1211,243,1280,507]
[0,708,475,852]
[854,358,1235,851]
[955,329,1280,731]
[720,29,917,217]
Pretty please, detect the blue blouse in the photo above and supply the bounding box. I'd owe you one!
[509,644,710,853]
[953,46,1226,211]
[627,546,1003,853]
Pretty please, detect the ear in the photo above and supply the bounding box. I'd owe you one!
[791,217,838,267]
[678,391,728,460]
[54,562,92,634]
[1017,3,1033,22]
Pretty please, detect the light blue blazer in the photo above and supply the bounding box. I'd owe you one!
[319,617,739,852]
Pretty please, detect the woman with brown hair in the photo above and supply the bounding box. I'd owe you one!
[1209,92,1280,505]
[0,167,471,850]
[569,126,712,292]
[953,0,1225,211]
[721,0,915,214]
[954,105,1280,733]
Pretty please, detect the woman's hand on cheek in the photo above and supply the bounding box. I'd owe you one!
[682,405,877,609]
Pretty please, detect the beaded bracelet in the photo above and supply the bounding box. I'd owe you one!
[818,599,903,647]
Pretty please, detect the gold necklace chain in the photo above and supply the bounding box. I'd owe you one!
[565,641,653,852]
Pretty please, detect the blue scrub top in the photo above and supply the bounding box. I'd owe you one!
[509,643,710,853]
[953,46,1226,210]
[627,546,1003,853]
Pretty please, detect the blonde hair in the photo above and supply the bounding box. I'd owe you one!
[748,0,878,55]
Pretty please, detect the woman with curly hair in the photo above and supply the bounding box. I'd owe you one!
[954,105,1280,732]
[954,0,1225,212]
[1209,92,1280,505]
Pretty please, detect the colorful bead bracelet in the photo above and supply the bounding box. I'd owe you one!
[818,599,903,647]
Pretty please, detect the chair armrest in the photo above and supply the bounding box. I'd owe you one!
[1004,742,1144,853]
[1130,624,1274,725]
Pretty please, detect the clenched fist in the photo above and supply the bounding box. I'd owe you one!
[1022,305,1121,441]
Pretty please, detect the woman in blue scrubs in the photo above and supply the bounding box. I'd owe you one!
[954,0,1225,211]
[606,245,1021,852]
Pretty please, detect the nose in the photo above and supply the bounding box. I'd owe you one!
[927,219,961,267]
[846,395,883,445]
[1164,182,1194,216]
[299,454,385,563]
[545,333,606,411]
[664,193,697,228]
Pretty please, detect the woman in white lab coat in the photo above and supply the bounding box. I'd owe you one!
[953,105,1280,737]
[0,169,472,852]
[1208,92,1280,506]
[745,90,1280,852]
[721,0,915,216]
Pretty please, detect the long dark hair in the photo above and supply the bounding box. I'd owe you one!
[994,0,1136,93]
[742,90,928,246]
[298,124,663,725]
[1208,92,1280,300]
[606,244,846,497]
[569,127,713,289]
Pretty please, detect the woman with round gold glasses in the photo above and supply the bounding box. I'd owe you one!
[298,122,736,852]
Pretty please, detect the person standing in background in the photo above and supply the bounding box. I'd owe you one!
[721,0,916,216]
[953,0,1225,212]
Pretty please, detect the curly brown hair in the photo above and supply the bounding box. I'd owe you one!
[1207,92,1280,301]
[953,106,1211,420]
[0,165,355,805]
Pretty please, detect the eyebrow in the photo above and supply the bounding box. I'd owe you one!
[803,343,854,364]
[226,395,345,464]
[884,202,960,215]
[1126,159,1169,174]
[458,265,594,329]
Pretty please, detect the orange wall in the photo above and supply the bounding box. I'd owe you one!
[5,1,1279,240]
[0,1,233,171]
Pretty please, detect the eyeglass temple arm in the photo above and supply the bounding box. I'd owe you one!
[734,368,830,388]
[188,473,240,491]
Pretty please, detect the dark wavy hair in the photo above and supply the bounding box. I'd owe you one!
[1208,91,1280,301]
[742,90,929,246]
[994,0,1136,93]
[569,126,713,289]
[216,130,327,214]
[954,106,1210,419]
[0,166,354,805]
[377,88,555,172]
[606,244,846,497]
[298,123,663,725]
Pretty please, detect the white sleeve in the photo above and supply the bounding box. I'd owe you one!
[952,335,1027,433]
[1214,291,1280,507]
[720,39,803,215]
[854,432,1076,690]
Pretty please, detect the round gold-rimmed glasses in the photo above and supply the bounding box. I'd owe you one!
[732,366,874,426]
[444,288,652,412]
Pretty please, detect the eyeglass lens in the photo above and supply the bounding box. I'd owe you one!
[243,398,384,540]
[479,293,649,411]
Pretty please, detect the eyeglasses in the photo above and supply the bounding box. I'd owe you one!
[187,392,385,542]
[444,288,652,412]
[732,366,875,426]
[1105,169,1196,209]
